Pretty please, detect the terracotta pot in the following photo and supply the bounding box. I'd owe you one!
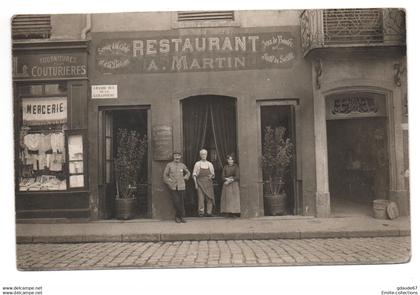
[264,193,287,216]
[114,198,137,220]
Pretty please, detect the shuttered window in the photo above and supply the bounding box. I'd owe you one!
[12,14,51,39]
[177,11,235,22]
[323,9,383,45]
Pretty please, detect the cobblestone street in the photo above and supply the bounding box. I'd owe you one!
[17,236,410,270]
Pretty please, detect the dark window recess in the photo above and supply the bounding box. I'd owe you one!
[177,11,234,22]
[323,9,383,44]
[12,14,51,39]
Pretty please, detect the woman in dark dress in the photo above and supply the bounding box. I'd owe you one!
[220,155,240,217]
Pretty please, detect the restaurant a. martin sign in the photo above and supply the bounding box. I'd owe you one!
[95,30,297,74]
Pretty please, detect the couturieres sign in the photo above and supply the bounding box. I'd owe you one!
[13,53,87,80]
[95,30,296,74]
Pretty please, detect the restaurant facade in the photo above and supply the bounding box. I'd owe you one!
[13,9,409,221]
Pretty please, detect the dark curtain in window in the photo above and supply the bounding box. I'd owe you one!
[210,98,237,167]
[182,100,209,170]
[182,98,209,215]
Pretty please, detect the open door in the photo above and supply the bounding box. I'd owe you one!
[260,104,297,215]
[326,92,389,217]
[327,117,389,216]
[101,108,150,219]
[182,95,237,216]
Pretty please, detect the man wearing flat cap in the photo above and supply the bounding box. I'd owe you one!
[163,152,191,223]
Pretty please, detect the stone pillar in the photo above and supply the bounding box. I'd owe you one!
[238,95,263,218]
[312,60,331,218]
[388,66,410,216]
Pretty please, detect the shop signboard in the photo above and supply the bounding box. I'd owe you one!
[91,85,118,99]
[13,53,87,80]
[326,92,387,120]
[22,97,67,125]
[95,29,297,74]
[152,125,173,160]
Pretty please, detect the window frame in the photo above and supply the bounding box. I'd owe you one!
[15,81,89,194]
[65,129,88,191]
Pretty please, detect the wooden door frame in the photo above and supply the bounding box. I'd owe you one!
[256,99,300,215]
[179,95,239,216]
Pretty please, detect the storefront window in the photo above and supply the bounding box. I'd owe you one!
[17,83,85,192]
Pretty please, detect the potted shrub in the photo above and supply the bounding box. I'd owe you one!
[114,128,147,220]
[261,126,294,215]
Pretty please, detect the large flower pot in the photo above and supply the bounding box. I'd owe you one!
[264,193,287,216]
[114,198,137,220]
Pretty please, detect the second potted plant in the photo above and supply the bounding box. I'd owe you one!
[114,128,147,220]
[261,126,294,216]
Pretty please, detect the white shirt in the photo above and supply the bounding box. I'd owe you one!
[193,160,215,178]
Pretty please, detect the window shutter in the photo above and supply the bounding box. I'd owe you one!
[12,14,51,39]
[177,11,235,22]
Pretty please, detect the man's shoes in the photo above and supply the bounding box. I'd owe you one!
[198,213,204,217]
[180,218,187,223]
[175,217,181,223]
[206,213,214,217]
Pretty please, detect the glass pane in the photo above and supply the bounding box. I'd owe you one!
[18,85,31,96]
[68,135,83,160]
[70,175,84,188]
[30,85,43,96]
[105,137,112,160]
[106,161,111,183]
[105,114,112,137]
[44,84,59,95]
[19,176,67,191]
[69,161,84,174]
[45,83,66,95]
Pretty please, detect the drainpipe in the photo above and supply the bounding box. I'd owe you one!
[81,14,91,39]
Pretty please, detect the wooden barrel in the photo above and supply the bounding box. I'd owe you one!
[114,198,137,220]
[264,193,287,216]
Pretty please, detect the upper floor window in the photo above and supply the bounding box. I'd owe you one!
[173,11,238,28]
[12,14,51,40]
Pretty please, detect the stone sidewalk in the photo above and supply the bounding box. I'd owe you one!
[16,215,410,243]
[16,237,411,270]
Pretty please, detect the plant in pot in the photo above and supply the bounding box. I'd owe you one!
[261,126,294,216]
[114,128,147,220]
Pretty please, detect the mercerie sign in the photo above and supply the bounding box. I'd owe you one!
[95,29,297,74]
[13,53,87,80]
[22,97,67,125]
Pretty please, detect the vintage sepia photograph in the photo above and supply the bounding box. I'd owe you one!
[11,8,410,272]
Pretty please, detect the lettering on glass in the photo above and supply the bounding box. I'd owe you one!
[95,31,296,74]
[22,97,67,125]
[326,93,387,120]
[331,97,378,115]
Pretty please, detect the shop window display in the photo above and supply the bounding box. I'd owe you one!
[17,83,85,192]
[19,127,67,191]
